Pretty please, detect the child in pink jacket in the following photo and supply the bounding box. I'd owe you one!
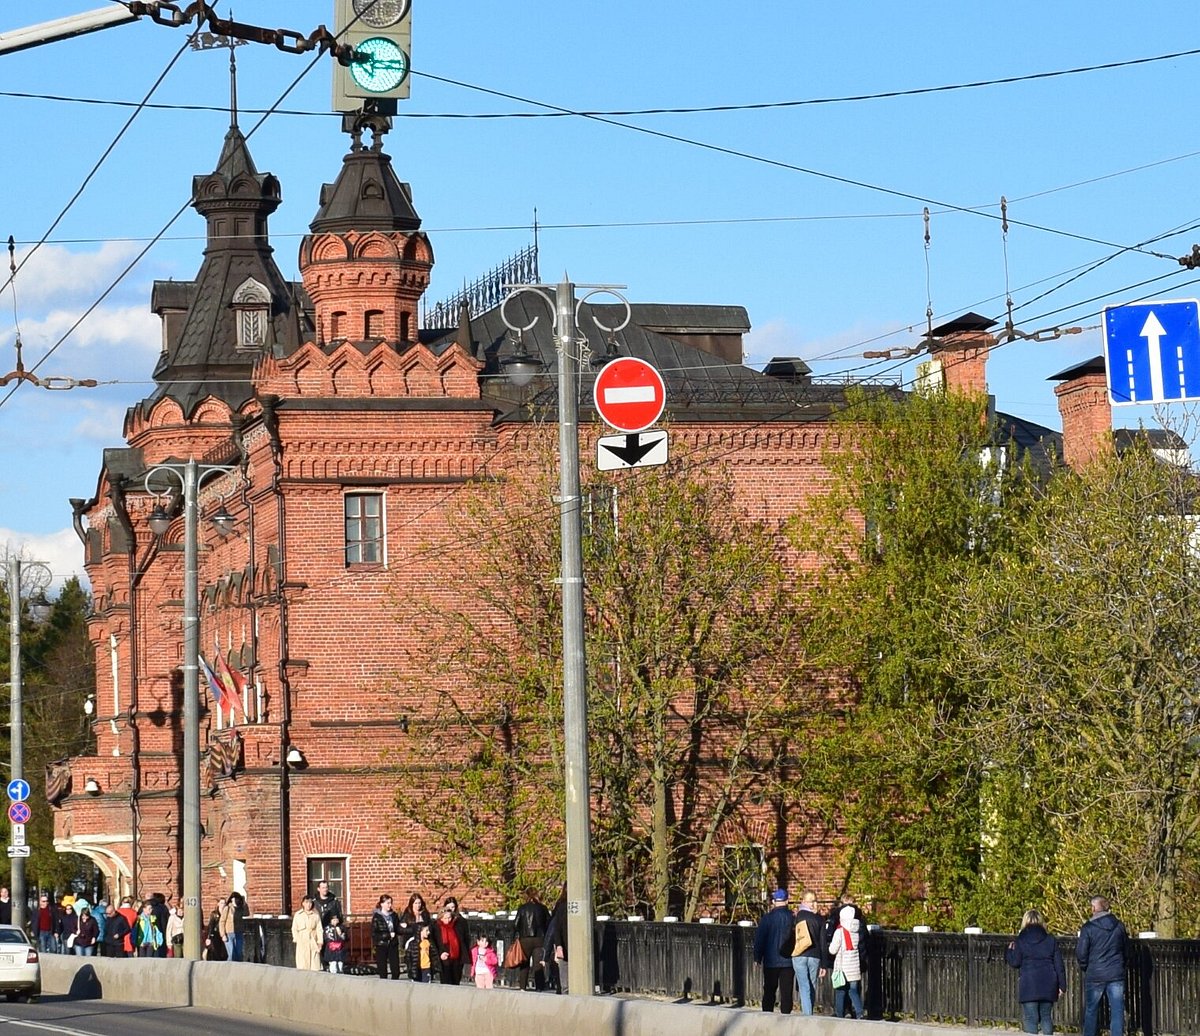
[471,935,499,989]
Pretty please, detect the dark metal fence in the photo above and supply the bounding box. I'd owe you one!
[236,917,1200,1034]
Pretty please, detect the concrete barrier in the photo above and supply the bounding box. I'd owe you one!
[40,955,1005,1036]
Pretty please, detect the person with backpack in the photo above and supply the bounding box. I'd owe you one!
[752,888,797,1014]
[790,891,826,1015]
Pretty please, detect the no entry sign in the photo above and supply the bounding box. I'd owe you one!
[592,357,666,433]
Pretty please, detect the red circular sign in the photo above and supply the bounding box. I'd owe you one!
[592,357,666,433]
[7,802,30,825]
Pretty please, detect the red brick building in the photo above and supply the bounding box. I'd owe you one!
[53,113,1082,919]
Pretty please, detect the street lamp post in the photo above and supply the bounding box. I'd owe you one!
[145,459,238,961]
[7,558,51,932]
[500,277,630,996]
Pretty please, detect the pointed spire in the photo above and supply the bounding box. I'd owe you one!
[457,301,475,358]
[228,16,239,131]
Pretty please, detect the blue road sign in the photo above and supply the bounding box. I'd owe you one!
[1103,299,1200,405]
[5,779,29,803]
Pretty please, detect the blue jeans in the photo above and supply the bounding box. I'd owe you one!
[74,945,95,957]
[791,956,820,1015]
[225,932,243,962]
[36,932,56,954]
[1083,981,1124,1036]
[1022,1000,1054,1034]
[834,979,864,1018]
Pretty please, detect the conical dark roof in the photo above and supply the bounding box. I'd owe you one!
[136,122,309,419]
[309,140,421,234]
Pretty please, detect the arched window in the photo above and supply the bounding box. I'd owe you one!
[232,277,271,351]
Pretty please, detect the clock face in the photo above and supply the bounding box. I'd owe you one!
[352,0,411,28]
[349,36,410,93]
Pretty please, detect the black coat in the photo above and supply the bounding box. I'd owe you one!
[371,909,402,949]
[103,912,130,953]
[514,900,550,940]
[794,907,826,960]
[1076,912,1127,985]
[314,892,343,928]
[1006,925,1066,1003]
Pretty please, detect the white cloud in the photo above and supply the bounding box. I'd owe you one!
[0,527,88,592]
[4,242,146,309]
[13,303,159,382]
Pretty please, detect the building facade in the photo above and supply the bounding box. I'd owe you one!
[52,112,1075,918]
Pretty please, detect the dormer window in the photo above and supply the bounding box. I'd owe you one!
[232,277,271,351]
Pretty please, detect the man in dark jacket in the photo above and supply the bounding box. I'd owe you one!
[1076,896,1128,1036]
[102,903,130,958]
[512,889,551,990]
[752,888,796,1014]
[314,881,343,929]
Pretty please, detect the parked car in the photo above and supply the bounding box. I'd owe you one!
[0,926,39,1002]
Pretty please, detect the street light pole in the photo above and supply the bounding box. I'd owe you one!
[500,277,630,996]
[8,559,25,931]
[553,279,595,997]
[145,459,238,961]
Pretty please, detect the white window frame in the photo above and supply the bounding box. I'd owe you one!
[344,491,386,566]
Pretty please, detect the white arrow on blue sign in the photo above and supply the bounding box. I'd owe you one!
[1103,299,1200,405]
[5,779,29,803]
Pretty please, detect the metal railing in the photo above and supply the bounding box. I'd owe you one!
[227,917,1200,1034]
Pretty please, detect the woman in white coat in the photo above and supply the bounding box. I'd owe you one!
[291,896,323,971]
[828,904,864,1018]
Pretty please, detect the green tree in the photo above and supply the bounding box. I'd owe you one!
[791,387,1038,927]
[0,573,95,896]
[391,438,804,918]
[950,440,1200,936]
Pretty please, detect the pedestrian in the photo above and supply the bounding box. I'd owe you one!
[59,901,79,954]
[790,890,826,1016]
[166,904,184,957]
[33,894,58,953]
[372,894,403,979]
[102,903,130,958]
[291,896,323,971]
[1006,908,1066,1035]
[404,924,434,982]
[93,899,108,955]
[439,898,471,985]
[824,894,869,1016]
[73,907,99,956]
[116,898,137,956]
[222,890,249,961]
[0,887,12,926]
[825,904,864,1019]
[149,893,170,958]
[323,914,348,975]
[512,887,550,990]
[399,893,438,982]
[1077,896,1128,1036]
[471,935,499,989]
[313,880,343,929]
[752,888,797,1014]
[133,901,163,957]
[204,906,227,961]
[437,906,464,984]
[544,884,568,994]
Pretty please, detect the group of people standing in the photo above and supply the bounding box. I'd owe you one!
[22,889,183,959]
[754,888,868,1017]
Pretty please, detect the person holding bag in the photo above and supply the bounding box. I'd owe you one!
[825,905,864,1019]
[790,891,825,1015]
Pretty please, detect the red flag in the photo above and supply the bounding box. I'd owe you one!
[215,654,245,720]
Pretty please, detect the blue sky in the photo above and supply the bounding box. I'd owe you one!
[2,1,1199,584]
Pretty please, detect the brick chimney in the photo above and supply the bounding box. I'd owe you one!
[927,312,995,395]
[1049,356,1112,469]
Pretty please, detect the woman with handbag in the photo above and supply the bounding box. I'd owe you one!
[827,905,864,1019]
[510,888,550,990]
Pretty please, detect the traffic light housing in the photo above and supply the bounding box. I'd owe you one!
[332,0,412,112]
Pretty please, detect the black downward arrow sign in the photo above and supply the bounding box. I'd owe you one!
[600,433,659,467]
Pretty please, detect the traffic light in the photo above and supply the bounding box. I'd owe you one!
[332,0,412,112]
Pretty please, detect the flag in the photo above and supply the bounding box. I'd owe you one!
[215,653,245,720]
[199,655,225,708]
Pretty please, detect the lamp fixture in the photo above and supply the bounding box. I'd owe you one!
[147,503,172,536]
[83,777,100,795]
[210,503,237,538]
[285,746,306,767]
[27,590,52,625]
[499,333,542,387]
[83,694,95,716]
